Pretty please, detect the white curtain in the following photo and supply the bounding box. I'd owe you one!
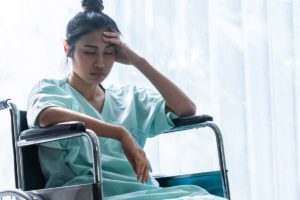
[0,1,299,200]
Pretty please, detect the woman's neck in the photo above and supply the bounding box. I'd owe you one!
[68,72,103,101]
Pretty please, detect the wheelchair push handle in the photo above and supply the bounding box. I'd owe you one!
[0,99,11,111]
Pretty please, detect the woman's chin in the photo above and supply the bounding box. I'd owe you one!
[89,74,105,83]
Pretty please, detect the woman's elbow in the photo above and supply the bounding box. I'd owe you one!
[189,104,197,115]
[38,108,57,127]
[177,104,197,117]
[186,104,197,116]
[38,112,51,127]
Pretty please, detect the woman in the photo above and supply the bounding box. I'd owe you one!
[27,0,226,199]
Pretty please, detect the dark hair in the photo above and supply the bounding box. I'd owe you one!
[66,0,121,57]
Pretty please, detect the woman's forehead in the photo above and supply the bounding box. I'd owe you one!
[78,30,105,43]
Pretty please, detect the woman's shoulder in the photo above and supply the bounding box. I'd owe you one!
[36,77,68,87]
[30,77,69,94]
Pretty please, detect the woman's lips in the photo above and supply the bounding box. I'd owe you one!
[91,72,105,76]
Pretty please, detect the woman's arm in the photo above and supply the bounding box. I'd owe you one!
[133,58,196,116]
[103,32,196,117]
[39,106,124,139]
[39,107,149,183]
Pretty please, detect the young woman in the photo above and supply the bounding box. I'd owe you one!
[27,0,225,199]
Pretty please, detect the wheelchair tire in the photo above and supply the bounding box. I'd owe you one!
[0,189,42,200]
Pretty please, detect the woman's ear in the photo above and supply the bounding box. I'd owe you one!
[63,40,70,56]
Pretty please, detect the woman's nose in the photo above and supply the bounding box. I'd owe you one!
[94,64,105,68]
[94,54,105,68]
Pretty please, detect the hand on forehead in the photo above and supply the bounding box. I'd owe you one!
[77,30,116,50]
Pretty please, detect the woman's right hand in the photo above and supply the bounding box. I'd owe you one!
[119,128,149,184]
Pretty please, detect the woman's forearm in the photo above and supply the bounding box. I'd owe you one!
[133,58,196,116]
[38,107,125,140]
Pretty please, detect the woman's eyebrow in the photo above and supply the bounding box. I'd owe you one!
[83,44,115,49]
[84,45,98,49]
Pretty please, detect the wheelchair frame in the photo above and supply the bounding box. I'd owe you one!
[1,100,103,200]
[0,99,230,200]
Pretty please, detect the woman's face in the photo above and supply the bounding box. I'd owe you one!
[70,29,115,85]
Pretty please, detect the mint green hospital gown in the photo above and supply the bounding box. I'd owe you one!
[27,77,226,200]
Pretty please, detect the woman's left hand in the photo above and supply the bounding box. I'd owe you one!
[103,31,142,66]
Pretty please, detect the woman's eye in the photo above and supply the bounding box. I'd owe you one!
[104,52,114,55]
[83,51,96,55]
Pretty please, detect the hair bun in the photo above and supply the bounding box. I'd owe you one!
[81,0,104,12]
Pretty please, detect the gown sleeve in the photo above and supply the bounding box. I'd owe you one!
[27,79,77,128]
[132,86,178,138]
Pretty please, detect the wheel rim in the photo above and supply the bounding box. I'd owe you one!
[0,189,33,200]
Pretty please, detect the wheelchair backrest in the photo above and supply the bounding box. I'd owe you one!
[12,110,46,190]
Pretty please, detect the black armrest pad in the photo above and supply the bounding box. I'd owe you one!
[172,115,213,127]
[20,121,86,140]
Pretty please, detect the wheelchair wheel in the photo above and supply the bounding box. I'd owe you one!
[0,189,41,200]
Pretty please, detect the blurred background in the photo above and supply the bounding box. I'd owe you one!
[0,0,299,200]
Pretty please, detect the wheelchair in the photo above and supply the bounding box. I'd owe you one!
[0,99,230,200]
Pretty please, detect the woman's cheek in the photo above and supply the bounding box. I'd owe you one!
[80,56,95,66]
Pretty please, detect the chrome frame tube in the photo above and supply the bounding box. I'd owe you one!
[165,122,230,199]
[0,99,10,111]
[8,102,25,190]
[85,129,103,197]
[205,122,230,200]
[0,189,34,200]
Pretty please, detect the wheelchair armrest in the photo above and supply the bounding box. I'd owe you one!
[172,115,213,127]
[18,121,102,186]
[165,115,213,133]
[19,121,86,141]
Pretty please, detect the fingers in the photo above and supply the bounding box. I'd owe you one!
[102,36,120,44]
[135,156,143,181]
[103,31,140,65]
[130,150,149,184]
[140,151,149,183]
[103,31,119,37]
[136,150,149,184]
[103,31,123,46]
[141,165,149,183]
